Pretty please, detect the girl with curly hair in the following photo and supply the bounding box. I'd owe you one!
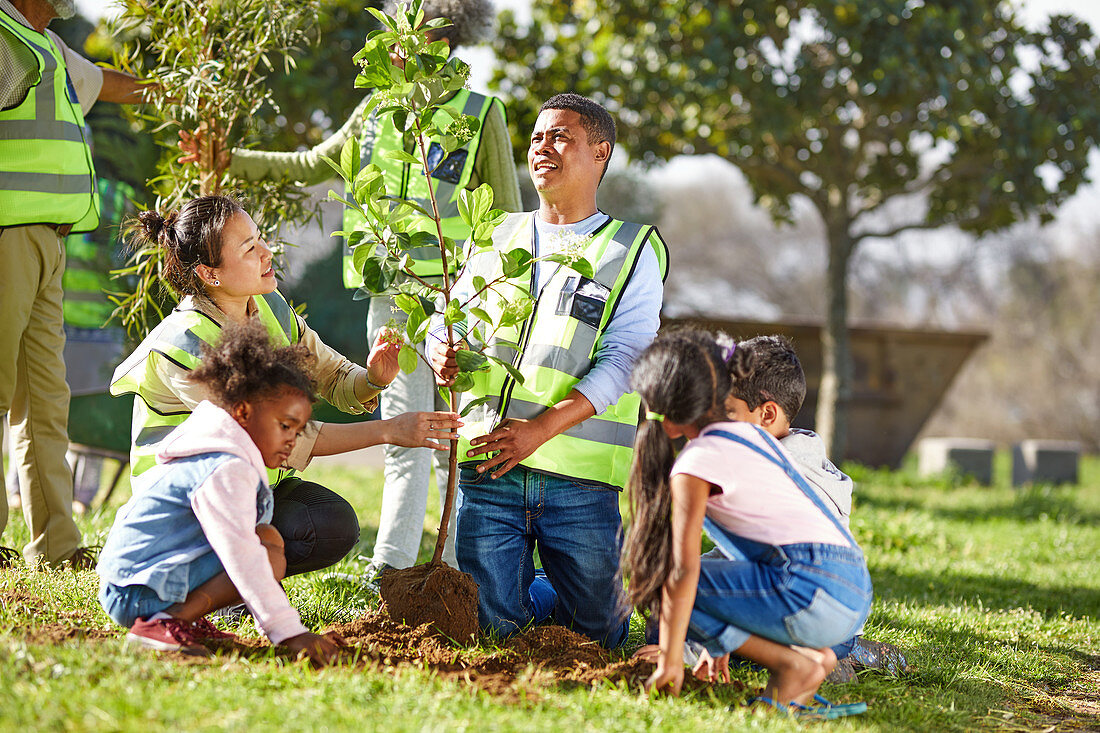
[100,321,341,664]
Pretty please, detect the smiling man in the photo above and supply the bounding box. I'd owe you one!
[432,93,669,647]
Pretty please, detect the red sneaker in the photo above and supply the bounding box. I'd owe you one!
[191,616,236,641]
[126,617,210,656]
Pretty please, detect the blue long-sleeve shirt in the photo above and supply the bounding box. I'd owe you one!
[434,210,663,414]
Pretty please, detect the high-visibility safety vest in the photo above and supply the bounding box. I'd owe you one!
[0,10,99,231]
[341,89,500,286]
[110,291,300,484]
[457,213,670,490]
[63,179,135,328]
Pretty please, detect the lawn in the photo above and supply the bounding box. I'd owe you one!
[1,454,1097,732]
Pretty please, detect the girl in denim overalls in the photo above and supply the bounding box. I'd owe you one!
[623,331,871,719]
[97,322,340,665]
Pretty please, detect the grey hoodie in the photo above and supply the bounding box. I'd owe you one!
[780,428,853,527]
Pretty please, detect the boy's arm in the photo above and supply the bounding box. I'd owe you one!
[191,461,308,644]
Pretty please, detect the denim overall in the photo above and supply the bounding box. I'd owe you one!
[687,427,873,658]
[97,452,272,628]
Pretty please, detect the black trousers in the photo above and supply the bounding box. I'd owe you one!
[270,477,359,576]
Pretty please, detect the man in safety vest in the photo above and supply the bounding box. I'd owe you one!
[180,0,521,584]
[0,0,145,568]
[432,93,668,647]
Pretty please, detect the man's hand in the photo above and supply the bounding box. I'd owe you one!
[429,339,465,386]
[466,418,551,479]
[282,631,342,667]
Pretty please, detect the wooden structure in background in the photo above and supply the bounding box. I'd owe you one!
[663,317,987,468]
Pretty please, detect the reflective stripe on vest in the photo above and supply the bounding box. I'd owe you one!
[457,213,670,489]
[110,292,300,483]
[341,90,496,286]
[0,11,99,230]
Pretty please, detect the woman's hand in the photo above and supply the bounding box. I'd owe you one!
[283,631,342,667]
[645,658,685,696]
[429,338,464,386]
[365,327,402,389]
[691,648,730,683]
[382,411,461,450]
[632,644,660,663]
[177,123,231,169]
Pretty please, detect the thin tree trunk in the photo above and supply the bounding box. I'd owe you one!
[816,220,855,463]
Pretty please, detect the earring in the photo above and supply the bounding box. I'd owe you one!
[212,279,220,287]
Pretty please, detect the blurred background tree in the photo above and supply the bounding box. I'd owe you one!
[493,0,1100,460]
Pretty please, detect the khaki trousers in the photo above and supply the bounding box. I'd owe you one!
[0,224,80,564]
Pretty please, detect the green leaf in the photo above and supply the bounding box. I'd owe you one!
[468,305,492,324]
[455,349,489,372]
[408,231,439,250]
[452,371,475,392]
[405,308,427,341]
[393,293,419,314]
[383,149,422,165]
[459,395,493,417]
[444,298,464,326]
[340,137,361,182]
[502,248,533,278]
[472,275,487,293]
[487,354,525,385]
[417,295,436,316]
[398,344,418,374]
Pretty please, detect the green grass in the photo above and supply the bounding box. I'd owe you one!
[1,455,1097,732]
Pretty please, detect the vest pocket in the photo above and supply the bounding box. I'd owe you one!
[555,276,610,329]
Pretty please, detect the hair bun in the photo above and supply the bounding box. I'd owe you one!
[136,209,167,241]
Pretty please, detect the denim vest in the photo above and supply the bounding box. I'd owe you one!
[97,452,272,602]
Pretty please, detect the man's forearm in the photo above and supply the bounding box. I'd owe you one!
[531,389,596,442]
[97,68,147,104]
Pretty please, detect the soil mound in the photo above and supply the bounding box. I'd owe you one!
[379,562,478,643]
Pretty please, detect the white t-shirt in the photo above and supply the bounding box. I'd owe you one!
[1,0,103,112]
[670,421,849,547]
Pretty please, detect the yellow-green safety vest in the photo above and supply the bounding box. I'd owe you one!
[110,291,301,485]
[63,179,135,328]
[457,213,669,490]
[341,89,499,286]
[0,10,99,231]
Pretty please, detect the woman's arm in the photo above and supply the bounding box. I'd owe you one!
[227,96,370,185]
[310,410,460,456]
[648,472,712,695]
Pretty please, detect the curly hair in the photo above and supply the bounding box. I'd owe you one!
[386,0,495,47]
[128,195,245,298]
[188,320,316,409]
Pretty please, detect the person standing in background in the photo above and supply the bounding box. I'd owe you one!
[0,0,147,568]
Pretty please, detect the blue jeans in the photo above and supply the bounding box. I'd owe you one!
[688,527,873,659]
[456,465,629,648]
[99,549,225,628]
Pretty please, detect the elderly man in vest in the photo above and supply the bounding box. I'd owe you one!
[0,0,144,568]
[180,0,521,584]
[432,93,668,647]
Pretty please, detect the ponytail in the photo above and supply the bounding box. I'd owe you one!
[622,330,730,616]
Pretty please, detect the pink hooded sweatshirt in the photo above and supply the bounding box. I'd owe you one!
[156,400,308,643]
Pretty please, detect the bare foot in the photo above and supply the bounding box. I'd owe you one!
[763,647,832,706]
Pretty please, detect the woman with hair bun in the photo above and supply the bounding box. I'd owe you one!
[111,195,461,578]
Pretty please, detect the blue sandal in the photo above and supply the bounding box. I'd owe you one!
[747,695,867,720]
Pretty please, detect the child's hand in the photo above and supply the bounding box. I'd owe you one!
[645,659,685,696]
[691,649,730,683]
[283,631,342,667]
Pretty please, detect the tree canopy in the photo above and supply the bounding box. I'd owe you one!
[493,0,1100,458]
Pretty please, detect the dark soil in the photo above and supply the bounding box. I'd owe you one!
[379,562,479,643]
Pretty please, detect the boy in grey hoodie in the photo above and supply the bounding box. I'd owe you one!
[724,335,908,680]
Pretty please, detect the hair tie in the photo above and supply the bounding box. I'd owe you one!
[721,342,737,364]
[644,410,664,422]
